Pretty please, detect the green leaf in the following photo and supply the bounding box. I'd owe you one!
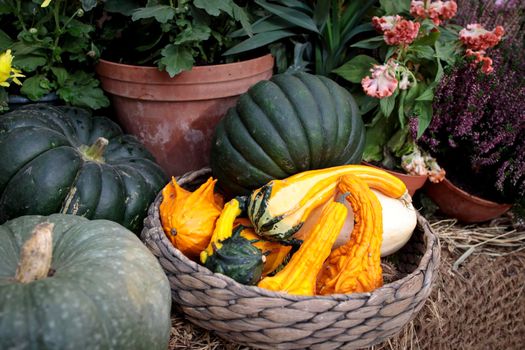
[51,67,68,86]
[351,36,385,49]
[0,30,13,50]
[81,0,98,11]
[410,45,435,61]
[387,128,409,156]
[230,16,294,37]
[414,101,433,138]
[158,44,194,77]
[56,71,109,110]
[231,3,253,37]
[379,0,411,14]
[104,0,140,15]
[12,55,47,72]
[353,93,379,115]
[194,0,232,16]
[132,5,175,23]
[416,88,434,101]
[332,55,378,83]
[413,31,440,46]
[174,24,210,45]
[380,91,398,118]
[255,0,319,33]
[20,75,53,101]
[363,111,392,162]
[223,30,295,56]
[397,89,407,127]
[435,40,458,65]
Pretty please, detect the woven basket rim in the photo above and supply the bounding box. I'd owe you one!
[145,167,439,302]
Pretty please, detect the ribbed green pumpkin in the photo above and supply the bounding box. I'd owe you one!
[210,72,365,195]
[0,105,167,232]
[0,214,171,350]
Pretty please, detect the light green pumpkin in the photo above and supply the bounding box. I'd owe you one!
[0,214,171,350]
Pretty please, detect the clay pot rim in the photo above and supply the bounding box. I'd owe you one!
[439,177,512,209]
[96,54,274,84]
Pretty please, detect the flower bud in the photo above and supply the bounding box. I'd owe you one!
[76,9,84,17]
[29,28,38,34]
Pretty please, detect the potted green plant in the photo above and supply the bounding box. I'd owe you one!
[222,0,377,76]
[419,0,523,223]
[330,0,472,195]
[0,0,109,111]
[93,0,274,176]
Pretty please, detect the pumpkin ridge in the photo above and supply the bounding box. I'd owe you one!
[0,127,71,192]
[293,73,334,167]
[61,163,103,220]
[92,165,126,222]
[318,76,352,162]
[271,78,313,170]
[249,81,311,171]
[272,74,324,169]
[226,109,290,178]
[213,124,275,188]
[0,146,83,221]
[245,88,298,174]
[341,130,366,165]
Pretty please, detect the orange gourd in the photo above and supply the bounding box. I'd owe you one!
[159,177,223,260]
[317,174,383,294]
[257,200,348,296]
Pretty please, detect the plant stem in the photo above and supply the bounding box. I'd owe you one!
[15,223,54,283]
[14,0,27,31]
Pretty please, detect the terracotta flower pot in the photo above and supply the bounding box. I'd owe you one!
[96,54,274,176]
[362,161,428,197]
[425,178,512,223]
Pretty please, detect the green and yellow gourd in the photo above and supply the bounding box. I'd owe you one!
[210,72,365,196]
[247,164,410,241]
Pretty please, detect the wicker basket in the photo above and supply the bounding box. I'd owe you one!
[141,168,441,350]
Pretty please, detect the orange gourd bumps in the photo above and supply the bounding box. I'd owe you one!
[159,177,223,260]
[317,174,383,294]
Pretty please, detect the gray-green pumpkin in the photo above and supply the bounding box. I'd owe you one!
[0,214,171,350]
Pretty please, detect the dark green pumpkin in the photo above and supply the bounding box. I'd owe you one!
[0,214,171,350]
[0,104,167,232]
[204,225,265,285]
[210,72,365,195]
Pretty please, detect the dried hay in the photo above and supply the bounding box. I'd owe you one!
[168,215,525,350]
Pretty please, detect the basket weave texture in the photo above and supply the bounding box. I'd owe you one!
[141,168,441,350]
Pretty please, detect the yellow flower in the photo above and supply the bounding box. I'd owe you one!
[0,50,24,87]
[41,0,51,7]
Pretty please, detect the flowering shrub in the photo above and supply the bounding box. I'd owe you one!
[333,0,505,181]
[419,0,524,202]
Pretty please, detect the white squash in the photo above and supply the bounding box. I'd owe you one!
[294,190,416,256]
[372,189,417,256]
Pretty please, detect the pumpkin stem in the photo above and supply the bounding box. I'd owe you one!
[82,137,109,162]
[15,222,54,284]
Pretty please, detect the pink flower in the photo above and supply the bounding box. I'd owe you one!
[459,24,505,51]
[410,0,457,25]
[372,15,401,32]
[465,49,495,74]
[410,1,427,19]
[424,156,446,183]
[384,19,421,46]
[361,61,398,99]
[372,15,420,46]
